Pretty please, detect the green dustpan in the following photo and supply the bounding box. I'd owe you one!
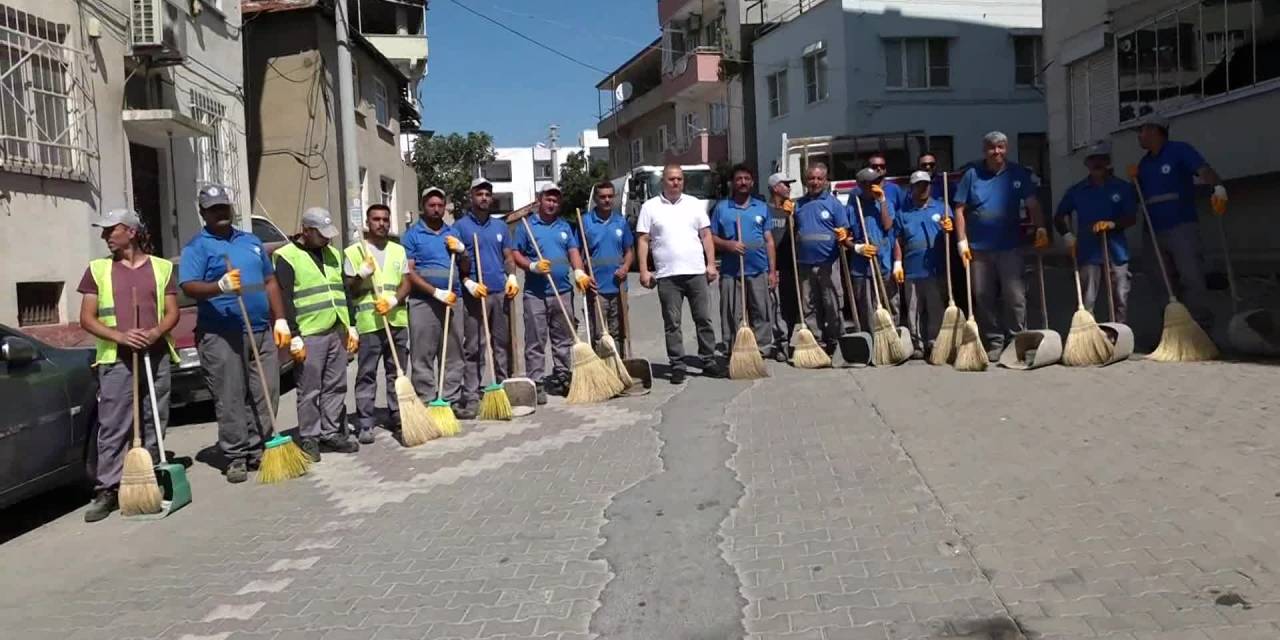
[124,354,191,520]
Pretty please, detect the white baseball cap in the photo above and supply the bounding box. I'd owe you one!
[767,172,794,188]
[909,170,932,185]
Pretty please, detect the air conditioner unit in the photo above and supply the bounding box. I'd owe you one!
[131,0,187,64]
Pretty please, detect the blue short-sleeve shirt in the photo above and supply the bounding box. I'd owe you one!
[401,219,462,297]
[793,192,849,266]
[1137,140,1206,232]
[1056,177,1136,266]
[848,195,896,277]
[451,211,511,290]
[178,227,275,333]
[711,197,771,278]
[895,197,947,279]
[953,162,1037,252]
[513,214,579,298]
[578,208,632,296]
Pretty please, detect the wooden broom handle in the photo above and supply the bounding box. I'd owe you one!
[519,216,581,342]
[737,217,750,327]
[942,173,956,304]
[1132,179,1177,299]
[1214,217,1239,314]
[360,241,407,375]
[472,234,498,384]
[572,210,611,334]
[787,214,806,317]
[852,195,885,310]
[131,289,142,448]
[224,256,279,433]
[837,243,861,329]
[435,254,456,401]
[1101,230,1117,323]
[1036,254,1049,330]
[1070,245,1086,310]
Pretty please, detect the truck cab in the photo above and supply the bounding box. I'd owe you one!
[613,164,717,229]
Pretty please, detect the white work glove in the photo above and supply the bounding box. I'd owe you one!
[345,327,359,354]
[1212,185,1228,216]
[357,255,376,278]
[432,287,458,307]
[957,240,972,263]
[504,274,520,299]
[218,268,242,293]
[853,243,878,258]
[463,278,488,298]
[892,260,905,284]
[289,336,306,363]
[374,294,397,316]
[272,318,292,349]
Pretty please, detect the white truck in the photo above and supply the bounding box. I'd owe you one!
[775,132,928,204]
[611,164,717,228]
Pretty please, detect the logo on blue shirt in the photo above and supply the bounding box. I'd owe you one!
[560,231,568,240]
[496,233,503,241]
[614,228,623,237]
[931,213,941,222]
[1013,180,1023,189]
[252,246,261,255]
[1111,193,1121,203]
[820,210,830,220]
[1161,164,1171,174]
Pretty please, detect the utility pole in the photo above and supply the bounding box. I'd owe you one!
[548,124,560,183]
[335,0,362,243]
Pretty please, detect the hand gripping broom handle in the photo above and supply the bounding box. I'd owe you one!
[520,216,581,343]
[852,196,886,310]
[572,210,612,336]
[224,256,280,434]
[737,218,750,328]
[1101,231,1117,322]
[131,290,142,450]
[942,173,956,305]
[435,255,456,402]
[1037,254,1050,330]
[472,234,499,385]
[359,241,407,376]
[1132,180,1177,300]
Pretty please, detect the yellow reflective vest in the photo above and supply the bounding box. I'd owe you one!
[273,243,351,336]
[89,256,178,365]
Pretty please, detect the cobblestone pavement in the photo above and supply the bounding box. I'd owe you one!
[3,277,1280,640]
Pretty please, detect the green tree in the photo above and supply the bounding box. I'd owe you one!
[557,150,610,221]
[410,132,496,215]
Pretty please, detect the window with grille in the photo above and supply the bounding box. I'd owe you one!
[482,160,512,181]
[379,176,395,211]
[1116,0,1280,124]
[767,70,788,118]
[629,138,642,166]
[683,112,701,145]
[802,43,828,103]
[16,281,61,327]
[535,159,553,179]
[0,6,89,179]
[373,77,389,127]
[1014,36,1043,87]
[884,37,950,89]
[190,91,232,188]
[1069,50,1117,150]
[709,102,728,134]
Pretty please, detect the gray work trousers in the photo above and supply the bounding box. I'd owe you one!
[902,277,945,351]
[1081,262,1132,324]
[354,326,408,432]
[200,330,279,464]
[719,273,773,353]
[586,291,624,346]
[970,249,1027,351]
[1144,222,1211,326]
[797,264,842,347]
[409,297,464,404]
[93,350,170,491]
[523,291,576,381]
[657,274,717,371]
[297,328,348,440]
[850,274,901,331]
[461,295,510,408]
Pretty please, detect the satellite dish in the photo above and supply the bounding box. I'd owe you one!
[675,56,688,75]
[615,82,633,102]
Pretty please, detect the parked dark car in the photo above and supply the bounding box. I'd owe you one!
[170,215,295,408]
[0,325,98,509]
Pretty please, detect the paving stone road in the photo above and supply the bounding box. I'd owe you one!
[2,270,1279,640]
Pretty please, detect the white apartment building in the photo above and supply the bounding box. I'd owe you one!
[479,130,609,213]
[1,0,249,331]
[1043,0,1280,267]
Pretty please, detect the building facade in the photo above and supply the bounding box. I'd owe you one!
[752,0,1046,182]
[1,0,250,329]
[480,130,608,213]
[1043,0,1280,267]
[348,0,428,156]
[243,0,419,235]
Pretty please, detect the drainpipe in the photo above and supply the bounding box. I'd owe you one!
[335,0,362,243]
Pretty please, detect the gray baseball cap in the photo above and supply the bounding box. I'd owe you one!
[198,184,233,209]
[301,207,340,239]
[537,182,562,195]
[855,167,881,183]
[1085,140,1112,158]
[92,208,143,229]
[470,177,493,191]
[909,170,932,185]
[767,172,794,188]
[421,185,446,200]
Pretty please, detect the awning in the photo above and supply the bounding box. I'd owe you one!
[122,109,215,147]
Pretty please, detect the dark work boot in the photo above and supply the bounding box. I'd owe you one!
[319,435,359,454]
[226,458,248,484]
[84,489,118,523]
[535,383,548,405]
[357,429,375,445]
[300,437,322,463]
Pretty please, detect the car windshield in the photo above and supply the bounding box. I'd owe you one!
[252,217,288,243]
[644,170,715,201]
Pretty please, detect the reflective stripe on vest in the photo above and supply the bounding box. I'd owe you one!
[90,256,179,365]
[275,243,351,336]
[344,242,410,334]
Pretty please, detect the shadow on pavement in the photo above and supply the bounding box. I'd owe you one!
[0,485,89,545]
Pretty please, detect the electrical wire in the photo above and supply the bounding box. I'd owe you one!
[444,0,612,75]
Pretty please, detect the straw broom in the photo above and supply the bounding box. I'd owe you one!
[573,210,634,389]
[520,216,620,403]
[853,196,908,366]
[472,233,512,420]
[930,176,963,365]
[119,291,163,516]
[953,252,988,372]
[1128,166,1218,361]
[427,256,462,436]
[361,242,439,446]
[1062,244,1114,366]
[729,218,768,379]
[221,258,310,482]
[786,215,831,368]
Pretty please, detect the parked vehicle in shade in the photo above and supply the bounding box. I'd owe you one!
[0,325,98,510]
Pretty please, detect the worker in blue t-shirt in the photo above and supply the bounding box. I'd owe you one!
[793,163,851,353]
[1132,114,1228,328]
[711,164,777,358]
[578,181,635,347]
[846,167,898,330]
[953,131,1050,359]
[893,171,949,359]
[1055,141,1138,324]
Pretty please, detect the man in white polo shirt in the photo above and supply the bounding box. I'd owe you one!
[637,164,724,384]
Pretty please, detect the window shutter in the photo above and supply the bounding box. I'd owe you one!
[1069,61,1090,149]
[1087,50,1116,138]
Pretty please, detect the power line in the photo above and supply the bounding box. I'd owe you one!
[445,0,612,75]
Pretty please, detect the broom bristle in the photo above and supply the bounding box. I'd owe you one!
[567,342,617,403]
[118,447,163,515]
[596,334,635,389]
[258,436,311,484]
[397,376,440,446]
[478,384,514,421]
[1063,308,1114,366]
[929,304,964,365]
[428,400,461,437]
[729,325,769,379]
[791,327,831,369]
[870,308,908,366]
[953,319,989,372]
[1149,301,1219,362]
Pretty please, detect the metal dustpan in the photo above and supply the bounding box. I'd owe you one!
[1229,310,1280,357]
[838,329,872,366]
[1098,322,1135,365]
[124,354,191,520]
[502,295,537,416]
[1000,255,1062,370]
[619,289,651,395]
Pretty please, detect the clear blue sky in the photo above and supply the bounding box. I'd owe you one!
[417,0,659,147]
